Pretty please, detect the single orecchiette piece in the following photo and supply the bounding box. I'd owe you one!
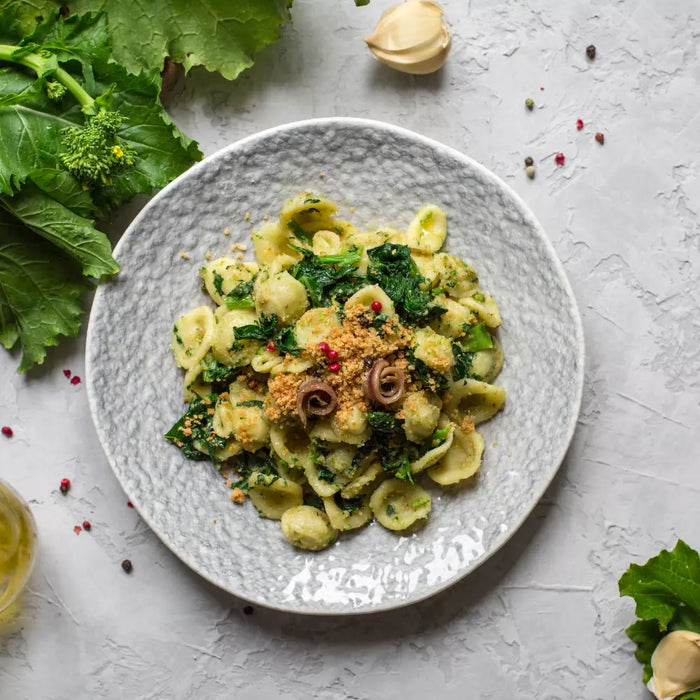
[330,405,371,445]
[247,472,303,520]
[405,204,447,253]
[340,460,385,499]
[433,253,479,298]
[252,221,303,266]
[199,257,258,305]
[345,284,395,316]
[294,307,341,349]
[460,292,502,328]
[254,269,308,325]
[430,297,475,338]
[312,230,342,256]
[402,391,442,443]
[182,361,211,402]
[469,336,505,383]
[322,495,372,531]
[280,505,338,551]
[410,424,454,474]
[369,479,432,531]
[269,424,311,472]
[172,306,215,370]
[280,192,339,231]
[250,346,284,373]
[211,308,261,367]
[412,326,454,373]
[428,428,484,485]
[443,378,506,425]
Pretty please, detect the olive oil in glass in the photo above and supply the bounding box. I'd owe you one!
[0,480,36,613]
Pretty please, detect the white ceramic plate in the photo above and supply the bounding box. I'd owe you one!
[86,118,584,615]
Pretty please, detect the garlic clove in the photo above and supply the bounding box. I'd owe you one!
[648,630,700,700]
[365,1,444,53]
[365,0,451,75]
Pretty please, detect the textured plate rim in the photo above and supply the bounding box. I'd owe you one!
[86,117,585,616]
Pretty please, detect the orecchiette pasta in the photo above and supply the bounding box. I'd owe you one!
[166,193,506,552]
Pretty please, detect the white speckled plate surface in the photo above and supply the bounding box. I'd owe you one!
[86,118,584,615]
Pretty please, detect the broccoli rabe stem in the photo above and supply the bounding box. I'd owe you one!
[0,44,95,111]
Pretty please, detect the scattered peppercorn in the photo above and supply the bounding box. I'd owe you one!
[317,341,330,355]
[525,165,536,179]
[121,559,133,573]
[595,132,605,145]
[82,520,91,531]
[371,300,383,312]
[63,369,71,378]
[555,152,566,166]
[524,156,534,167]
[327,349,339,361]
[265,342,276,352]
[525,97,534,110]
[70,375,81,385]
[73,525,82,535]
[60,478,71,494]
[127,501,134,508]
[1,426,13,437]
[329,362,340,373]
[576,119,584,130]
[243,605,254,615]
[586,44,596,60]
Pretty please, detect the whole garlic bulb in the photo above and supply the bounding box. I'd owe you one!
[365,1,451,75]
[648,630,700,700]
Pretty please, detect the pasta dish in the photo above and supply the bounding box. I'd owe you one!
[166,193,505,551]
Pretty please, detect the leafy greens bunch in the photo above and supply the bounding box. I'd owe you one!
[619,539,700,696]
[1,1,294,371]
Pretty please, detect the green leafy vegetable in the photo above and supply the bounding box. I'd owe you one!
[200,353,241,384]
[233,313,278,342]
[237,400,264,408]
[229,450,279,491]
[367,411,403,437]
[452,344,475,382]
[367,243,445,325]
[385,504,396,517]
[334,493,365,513]
[290,246,363,307]
[0,7,201,370]
[164,394,225,460]
[274,326,301,356]
[223,278,255,309]
[619,540,700,685]
[408,350,450,392]
[460,322,493,352]
[287,219,313,245]
[15,0,294,80]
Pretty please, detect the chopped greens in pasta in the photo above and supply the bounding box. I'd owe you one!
[165,193,506,551]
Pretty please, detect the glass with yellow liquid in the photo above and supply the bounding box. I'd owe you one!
[0,480,37,613]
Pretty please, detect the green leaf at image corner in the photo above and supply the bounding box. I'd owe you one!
[0,210,89,372]
[16,0,295,79]
[619,539,700,687]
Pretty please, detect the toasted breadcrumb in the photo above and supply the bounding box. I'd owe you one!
[224,228,230,236]
[180,252,189,259]
[231,488,245,504]
[205,251,211,261]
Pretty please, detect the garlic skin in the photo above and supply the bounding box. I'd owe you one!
[365,1,451,75]
[648,630,700,700]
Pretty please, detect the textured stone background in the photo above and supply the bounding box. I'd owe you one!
[1,0,698,697]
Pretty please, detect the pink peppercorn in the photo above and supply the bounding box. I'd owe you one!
[595,132,605,145]
[327,349,339,361]
[371,301,382,312]
[265,342,276,352]
[576,119,584,130]
[329,362,340,373]
[60,478,71,494]
[555,153,565,166]
[1,426,13,437]
[127,501,134,508]
[83,520,92,531]
[317,341,330,355]
[70,375,81,385]
[63,369,71,378]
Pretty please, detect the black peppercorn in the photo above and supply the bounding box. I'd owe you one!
[121,559,133,573]
[586,44,596,60]
[524,156,534,167]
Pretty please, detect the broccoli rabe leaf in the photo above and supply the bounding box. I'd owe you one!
[290,246,362,307]
[618,539,700,684]
[460,322,493,352]
[224,279,255,309]
[334,493,365,513]
[367,411,403,437]
[233,313,278,342]
[367,243,445,325]
[164,394,225,460]
[229,451,279,491]
[452,344,475,382]
[200,353,241,384]
[408,350,450,392]
[0,211,89,371]
[275,327,301,356]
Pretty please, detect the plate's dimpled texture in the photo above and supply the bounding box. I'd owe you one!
[86,119,583,614]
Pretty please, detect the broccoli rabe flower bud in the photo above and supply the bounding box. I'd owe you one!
[45,80,67,101]
[60,111,136,186]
